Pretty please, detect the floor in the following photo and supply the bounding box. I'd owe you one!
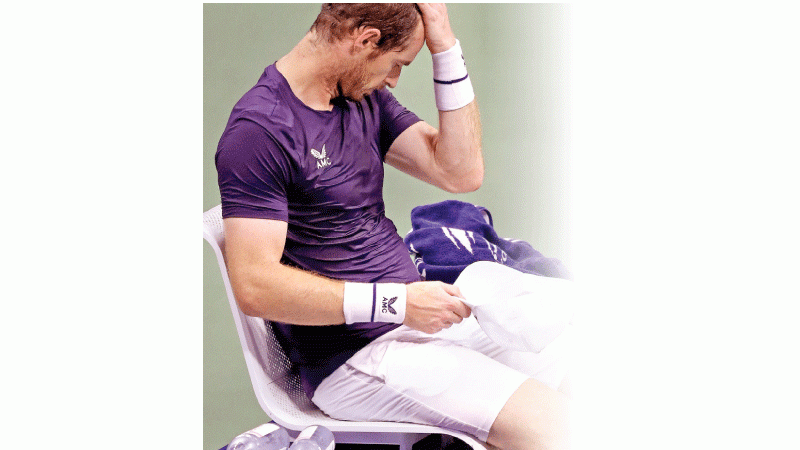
[335,434,475,449]
[218,433,476,450]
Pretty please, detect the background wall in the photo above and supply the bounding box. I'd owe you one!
[203,4,570,448]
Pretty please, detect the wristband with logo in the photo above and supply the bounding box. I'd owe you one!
[342,282,407,324]
[432,39,475,111]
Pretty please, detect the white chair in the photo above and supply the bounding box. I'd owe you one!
[203,205,487,450]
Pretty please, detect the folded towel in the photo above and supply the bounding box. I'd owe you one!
[404,200,570,284]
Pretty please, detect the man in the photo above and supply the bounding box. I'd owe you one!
[216,4,569,449]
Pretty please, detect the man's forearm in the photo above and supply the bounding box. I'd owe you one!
[231,259,471,333]
[232,261,347,325]
[418,3,483,192]
[434,99,483,192]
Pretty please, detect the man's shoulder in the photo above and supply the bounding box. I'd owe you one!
[232,66,296,131]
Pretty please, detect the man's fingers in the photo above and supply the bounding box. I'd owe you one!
[440,282,464,298]
[447,311,464,324]
[417,3,446,16]
[438,282,471,319]
[416,3,434,15]
[415,3,455,54]
[453,299,471,319]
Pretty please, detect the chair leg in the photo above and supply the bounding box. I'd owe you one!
[329,431,428,449]
[397,432,428,450]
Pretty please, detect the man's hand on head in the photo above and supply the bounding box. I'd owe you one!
[417,3,457,54]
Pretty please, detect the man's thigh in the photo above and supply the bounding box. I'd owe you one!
[312,320,571,441]
[313,337,527,442]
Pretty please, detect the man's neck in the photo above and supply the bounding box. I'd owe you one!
[276,33,343,111]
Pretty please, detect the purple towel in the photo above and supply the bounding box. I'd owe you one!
[403,200,570,284]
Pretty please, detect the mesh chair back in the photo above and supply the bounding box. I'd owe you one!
[203,205,327,427]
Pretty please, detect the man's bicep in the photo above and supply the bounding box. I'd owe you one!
[223,217,298,318]
[223,217,288,267]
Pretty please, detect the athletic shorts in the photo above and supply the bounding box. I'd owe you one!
[312,315,572,442]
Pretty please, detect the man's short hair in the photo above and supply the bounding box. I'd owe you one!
[311,3,422,53]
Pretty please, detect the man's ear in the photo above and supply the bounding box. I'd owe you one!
[351,27,381,54]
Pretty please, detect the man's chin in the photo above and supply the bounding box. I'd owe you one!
[337,82,388,102]
[340,90,373,102]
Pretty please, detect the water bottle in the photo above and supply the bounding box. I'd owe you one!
[227,423,291,450]
[288,425,335,450]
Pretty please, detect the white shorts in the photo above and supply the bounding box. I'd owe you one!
[312,315,572,442]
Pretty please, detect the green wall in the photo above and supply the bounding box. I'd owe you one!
[203,4,570,448]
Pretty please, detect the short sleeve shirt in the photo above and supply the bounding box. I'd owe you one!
[215,64,422,397]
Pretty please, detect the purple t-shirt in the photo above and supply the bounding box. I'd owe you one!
[215,64,422,398]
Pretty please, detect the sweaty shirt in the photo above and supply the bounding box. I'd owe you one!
[215,64,423,398]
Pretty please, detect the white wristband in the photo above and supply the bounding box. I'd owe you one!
[343,282,407,324]
[432,39,475,111]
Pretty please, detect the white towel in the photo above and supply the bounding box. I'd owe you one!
[454,261,576,352]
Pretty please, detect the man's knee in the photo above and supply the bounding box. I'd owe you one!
[557,373,572,398]
[488,378,571,450]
